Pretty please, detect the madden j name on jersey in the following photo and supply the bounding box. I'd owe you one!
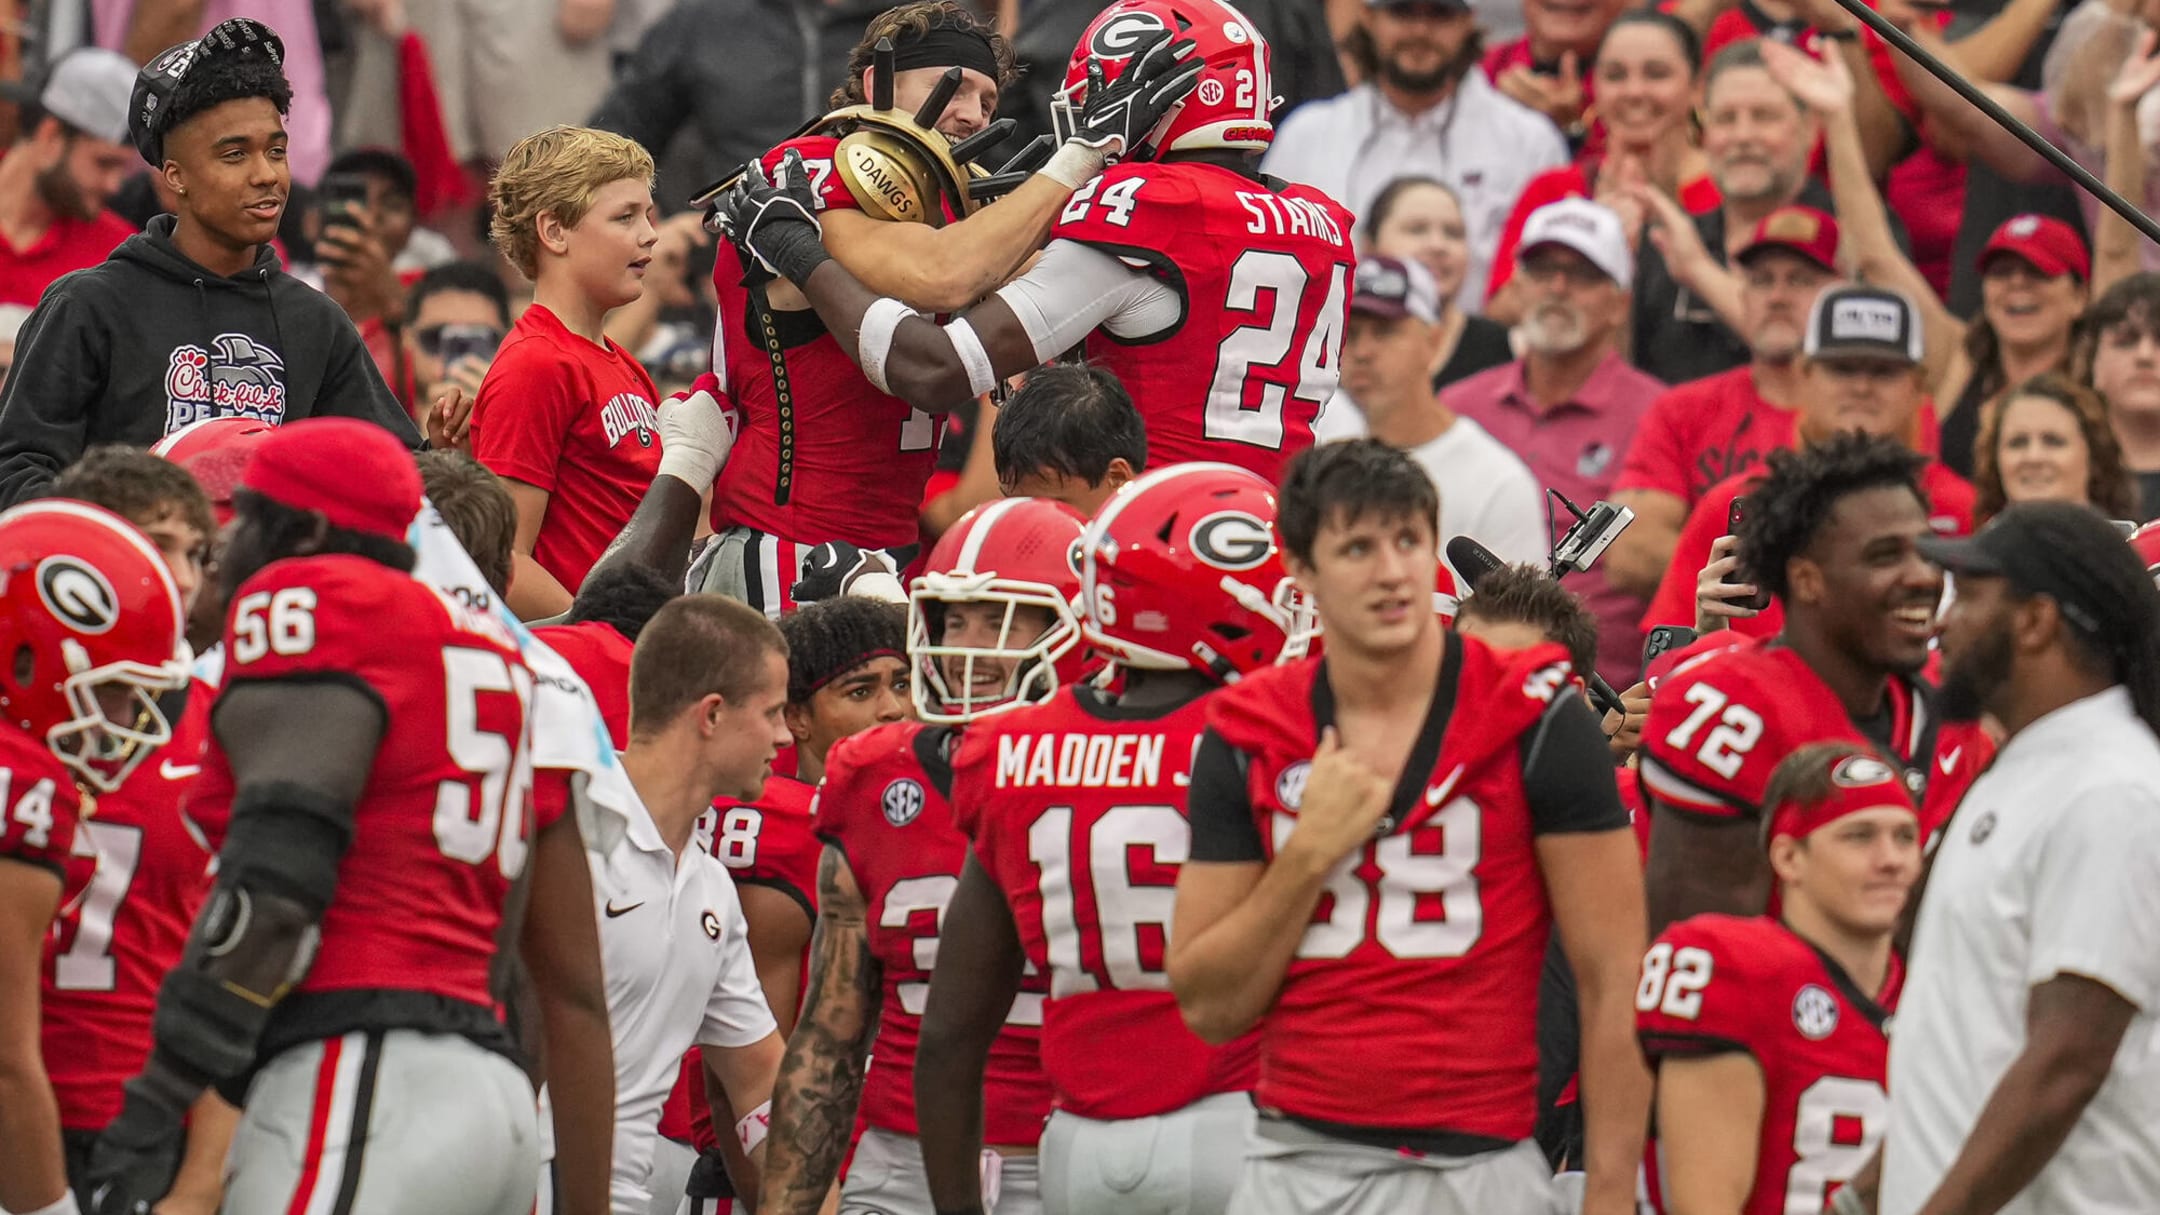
[1235,191,1347,246]
[994,732,1173,790]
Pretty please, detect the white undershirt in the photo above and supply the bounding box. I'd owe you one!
[992,238,1183,364]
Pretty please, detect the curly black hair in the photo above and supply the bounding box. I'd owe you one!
[1736,432,1926,602]
[1276,438,1439,566]
[1456,564,1600,677]
[778,596,907,707]
[566,564,679,642]
[161,50,292,152]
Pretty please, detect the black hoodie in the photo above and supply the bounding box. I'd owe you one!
[0,215,421,506]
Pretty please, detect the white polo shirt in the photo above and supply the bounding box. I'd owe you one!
[592,772,777,1214]
[1883,686,2160,1215]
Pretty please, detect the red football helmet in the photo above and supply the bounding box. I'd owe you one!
[1056,0,1276,156]
[152,417,277,526]
[1080,462,1297,681]
[908,497,1088,724]
[2132,519,2160,590]
[0,501,191,790]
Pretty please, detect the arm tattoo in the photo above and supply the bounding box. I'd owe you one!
[760,848,884,1215]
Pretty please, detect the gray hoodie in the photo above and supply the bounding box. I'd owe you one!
[0,214,420,506]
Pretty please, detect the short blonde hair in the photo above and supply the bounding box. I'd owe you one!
[489,126,656,281]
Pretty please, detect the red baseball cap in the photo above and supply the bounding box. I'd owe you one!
[1979,213,2089,281]
[1765,746,1917,845]
[241,418,422,541]
[1735,205,1841,275]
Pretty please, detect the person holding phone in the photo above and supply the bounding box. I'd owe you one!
[398,261,510,424]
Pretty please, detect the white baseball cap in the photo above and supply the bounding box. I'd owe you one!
[32,48,138,146]
[1517,198,1633,290]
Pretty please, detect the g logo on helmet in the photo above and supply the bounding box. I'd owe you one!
[1189,511,1274,571]
[1090,10,1171,58]
[36,556,119,635]
[1830,753,1898,789]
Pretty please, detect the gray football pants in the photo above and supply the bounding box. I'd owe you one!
[1227,1118,1563,1215]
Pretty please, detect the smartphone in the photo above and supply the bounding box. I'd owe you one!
[1642,624,1698,668]
[1723,497,1773,612]
[435,325,503,368]
[318,171,370,235]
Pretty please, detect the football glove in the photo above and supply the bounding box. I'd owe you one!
[1065,32,1203,162]
[657,373,740,489]
[86,1071,191,1215]
[791,541,905,605]
[714,150,831,287]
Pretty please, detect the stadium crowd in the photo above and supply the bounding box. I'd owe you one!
[0,0,2157,1214]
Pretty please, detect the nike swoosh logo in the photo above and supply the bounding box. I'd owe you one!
[1937,746,1962,776]
[160,760,200,781]
[1424,763,1468,807]
[604,900,644,918]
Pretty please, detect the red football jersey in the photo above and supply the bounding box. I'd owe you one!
[1639,638,1989,840]
[709,136,946,552]
[952,686,1256,1122]
[1052,161,1355,483]
[531,620,634,750]
[188,556,536,1008]
[1202,638,1584,1140]
[661,774,823,1151]
[1637,915,1897,1215]
[0,723,79,883]
[471,303,663,591]
[41,685,215,1130]
[815,721,1051,1145]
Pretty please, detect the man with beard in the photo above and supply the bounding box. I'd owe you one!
[1262,0,1566,312]
[1883,503,2160,1215]
[1445,198,1665,689]
[1608,206,1842,599]
[0,48,141,307]
[1630,40,1908,387]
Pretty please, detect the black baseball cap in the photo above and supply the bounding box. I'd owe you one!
[129,17,285,166]
[1804,284,1923,365]
[1917,502,2151,643]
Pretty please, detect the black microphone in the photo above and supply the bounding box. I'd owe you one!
[1446,535,1627,718]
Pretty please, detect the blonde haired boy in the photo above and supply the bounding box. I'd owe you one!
[471,125,666,619]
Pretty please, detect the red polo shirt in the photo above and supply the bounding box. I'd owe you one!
[1445,352,1667,687]
[0,205,134,308]
[1641,459,1977,638]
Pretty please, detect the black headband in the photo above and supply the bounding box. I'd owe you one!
[889,26,1000,86]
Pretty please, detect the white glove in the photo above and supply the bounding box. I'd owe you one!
[657,373,739,489]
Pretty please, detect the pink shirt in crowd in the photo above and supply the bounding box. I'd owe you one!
[1446,352,1666,689]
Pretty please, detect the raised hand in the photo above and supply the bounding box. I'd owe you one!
[2109,27,2160,104]
[1761,37,1855,116]
[1067,32,1203,161]
[1497,51,1586,130]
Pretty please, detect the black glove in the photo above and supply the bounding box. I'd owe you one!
[791,540,899,604]
[1068,32,1204,162]
[714,150,832,287]
[87,1071,193,1215]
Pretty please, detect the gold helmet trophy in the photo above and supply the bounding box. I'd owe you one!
[690,37,1052,225]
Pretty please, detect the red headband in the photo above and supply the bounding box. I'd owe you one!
[1767,749,1918,844]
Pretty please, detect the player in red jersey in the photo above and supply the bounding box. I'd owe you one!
[655,596,911,1213]
[36,452,238,1209]
[532,565,680,751]
[1640,433,1992,932]
[1169,439,1650,1215]
[84,419,614,1215]
[0,500,189,1215]
[918,463,1296,1214]
[718,0,1351,488]
[2132,519,2160,590]
[1639,742,1919,1215]
[757,497,1083,1215]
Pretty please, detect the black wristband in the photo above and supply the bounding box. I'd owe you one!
[763,222,833,287]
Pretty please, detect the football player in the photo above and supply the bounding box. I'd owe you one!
[1638,742,1918,1215]
[655,596,910,1214]
[757,497,1083,1215]
[2132,519,2160,590]
[0,501,189,1215]
[85,418,614,1215]
[1640,432,1993,932]
[918,462,1295,1215]
[718,0,1355,489]
[1169,439,1650,1215]
[39,452,235,1209]
[644,1,1194,617]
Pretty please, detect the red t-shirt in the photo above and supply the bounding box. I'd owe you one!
[472,303,662,592]
[530,620,634,750]
[1053,161,1356,483]
[1616,367,1798,512]
[0,202,134,307]
[1638,915,1897,1215]
[42,685,216,1130]
[953,686,1257,1121]
[189,555,534,1007]
[1486,163,1721,302]
[1641,460,1976,638]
